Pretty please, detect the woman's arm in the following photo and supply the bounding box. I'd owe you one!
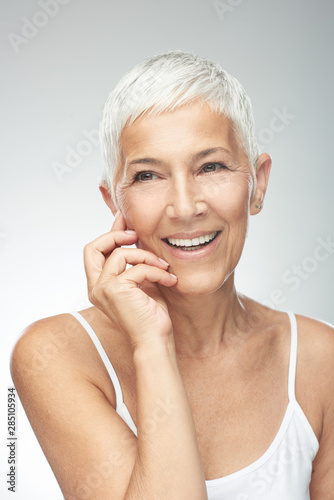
[304,318,334,499]
[310,399,334,499]
[11,211,208,499]
[125,337,207,499]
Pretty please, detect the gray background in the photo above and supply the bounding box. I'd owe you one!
[1,0,333,498]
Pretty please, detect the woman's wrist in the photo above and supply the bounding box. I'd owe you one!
[132,333,177,366]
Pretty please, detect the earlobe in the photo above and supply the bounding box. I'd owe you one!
[99,184,117,215]
[250,153,272,215]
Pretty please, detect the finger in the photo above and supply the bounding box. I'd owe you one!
[85,230,138,258]
[100,248,169,278]
[115,263,177,288]
[84,231,138,289]
[112,210,127,231]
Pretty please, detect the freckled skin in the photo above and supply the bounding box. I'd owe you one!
[116,102,259,296]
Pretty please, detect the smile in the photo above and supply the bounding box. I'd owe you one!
[163,231,219,251]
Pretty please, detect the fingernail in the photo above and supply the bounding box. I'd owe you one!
[158,258,169,266]
[125,230,137,234]
[169,273,177,280]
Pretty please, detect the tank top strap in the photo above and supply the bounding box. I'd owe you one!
[286,311,298,402]
[69,311,124,414]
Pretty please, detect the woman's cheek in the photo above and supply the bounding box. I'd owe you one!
[116,190,159,239]
[204,178,249,218]
[115,185,143,229]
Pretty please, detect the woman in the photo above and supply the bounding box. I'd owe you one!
[11,51,334,499]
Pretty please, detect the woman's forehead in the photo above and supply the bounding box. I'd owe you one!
[120,101,241,163]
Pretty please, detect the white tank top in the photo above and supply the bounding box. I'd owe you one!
[69,311,319,499]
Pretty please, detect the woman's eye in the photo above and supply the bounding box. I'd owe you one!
[201,162,227,173]
[134,171,158,182]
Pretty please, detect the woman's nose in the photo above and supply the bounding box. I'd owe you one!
[166,175,208,220]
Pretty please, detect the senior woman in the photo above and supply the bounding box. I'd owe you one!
[11,51,334,499]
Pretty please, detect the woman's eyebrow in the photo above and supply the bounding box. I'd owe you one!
[192,147,233,161]
[127,157,160,168]
[126,147,233,169]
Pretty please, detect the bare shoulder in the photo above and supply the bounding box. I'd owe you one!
[11,309,97,385]
[293,313,334,438]
[10,307,125,400]
[295,313,334,378]
[11,310,80,351]
[296,312,334,335]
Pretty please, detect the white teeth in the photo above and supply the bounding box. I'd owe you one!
[166,231,217,248]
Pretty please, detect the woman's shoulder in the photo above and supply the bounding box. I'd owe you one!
[263,307,334,372]
[10,307,122,397]
[252,305,333,440]
[246,299,334,379]
[11,309,91,368]
[249,299,334,350]
[294,312,334,379]
[290,312,334,432]
[294,312,334,355]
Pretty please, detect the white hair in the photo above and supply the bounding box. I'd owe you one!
[99,50,259,202]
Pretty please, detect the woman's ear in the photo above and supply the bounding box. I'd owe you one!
[99,183,117,216]
[250,153,272,215]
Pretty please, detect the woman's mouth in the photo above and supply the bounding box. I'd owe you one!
[163,231,220,251]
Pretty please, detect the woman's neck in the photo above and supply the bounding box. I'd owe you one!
[160,275,249,358]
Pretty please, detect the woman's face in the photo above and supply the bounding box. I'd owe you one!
[116,101,256,295]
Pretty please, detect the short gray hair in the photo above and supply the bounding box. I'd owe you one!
[99,50,259,202]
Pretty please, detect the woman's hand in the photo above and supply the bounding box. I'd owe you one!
[83,211,177,350]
